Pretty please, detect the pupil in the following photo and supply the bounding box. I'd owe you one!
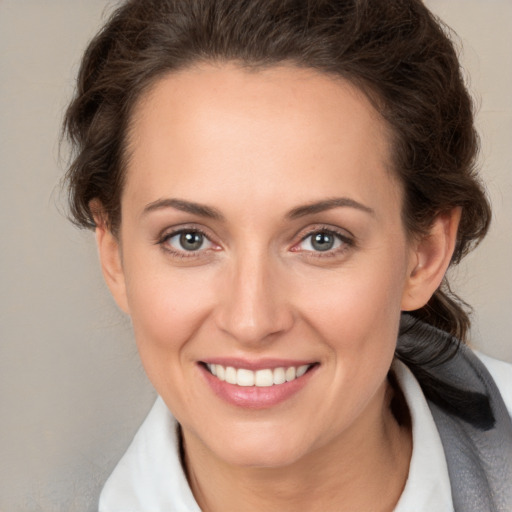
[312,232,334,251]
[180,232,203,251]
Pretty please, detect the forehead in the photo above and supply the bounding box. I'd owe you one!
[124,64,400,218]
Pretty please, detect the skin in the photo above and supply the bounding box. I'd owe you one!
[95,64,460,511]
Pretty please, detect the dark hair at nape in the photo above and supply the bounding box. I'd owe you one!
[397,314,495,431]
[64,0,491,343]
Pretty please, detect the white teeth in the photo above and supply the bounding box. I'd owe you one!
[273,367,286,385]
[237,368,255,386]
[216,365,225,381]
[285,367,296,382]
[206,363,312,387]
[225,366,237,384]
[296,365,309,377]
[255,369,274,387]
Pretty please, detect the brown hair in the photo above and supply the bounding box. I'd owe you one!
[64,0,491,341]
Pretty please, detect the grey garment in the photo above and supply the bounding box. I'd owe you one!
[397,316,512,512]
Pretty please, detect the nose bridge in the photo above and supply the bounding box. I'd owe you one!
[216,244,292,344]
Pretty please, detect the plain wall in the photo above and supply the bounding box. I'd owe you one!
[0,1,510,510]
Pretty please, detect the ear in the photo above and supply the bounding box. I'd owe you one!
[401,208,461,311]
[91,202,130,315]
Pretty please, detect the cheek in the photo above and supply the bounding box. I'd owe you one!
[294,246,408,374]
[301,256,406,334]
[290,257,406,432]
[123,260,217,370]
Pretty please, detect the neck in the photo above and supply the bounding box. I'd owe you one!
[183,380,412,512]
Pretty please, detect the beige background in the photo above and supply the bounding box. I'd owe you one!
[0,1,510,510]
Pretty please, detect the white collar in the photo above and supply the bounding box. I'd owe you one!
[392,360,453,511]
[99,361,453,512]
[99,398,200,512]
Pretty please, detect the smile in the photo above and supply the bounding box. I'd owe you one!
[205,363,312,387]
[200,359,319,409]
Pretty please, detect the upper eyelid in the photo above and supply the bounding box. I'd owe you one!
[301,228,351,240]
[157,224,215,243]
[294,224,354,243]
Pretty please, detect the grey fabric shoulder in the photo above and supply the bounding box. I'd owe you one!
[397,316,512,512]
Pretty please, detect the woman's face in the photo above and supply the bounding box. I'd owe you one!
[108,64,419,467]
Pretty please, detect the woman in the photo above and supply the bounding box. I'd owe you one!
[63,0,512,510]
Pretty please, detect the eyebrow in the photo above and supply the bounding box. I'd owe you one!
[142,196,374,221]
[142,198,225,220]
[286,197,375,219]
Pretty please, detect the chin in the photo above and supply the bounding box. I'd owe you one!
[209,426,314,469]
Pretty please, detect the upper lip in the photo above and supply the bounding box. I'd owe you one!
[200,358,317,371]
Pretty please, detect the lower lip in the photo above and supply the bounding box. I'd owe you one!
[199,364,317,409]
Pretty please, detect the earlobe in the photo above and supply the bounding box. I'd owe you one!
[401,208,462,311]
[92,208,130,315]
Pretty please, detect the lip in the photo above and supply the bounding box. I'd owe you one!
[198,360,319,409]
[201,357,316,371]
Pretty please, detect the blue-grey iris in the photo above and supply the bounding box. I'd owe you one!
[180,232,203,251]
[312,232,335,251]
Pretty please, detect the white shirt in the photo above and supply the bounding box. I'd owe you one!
[99,353,512,512]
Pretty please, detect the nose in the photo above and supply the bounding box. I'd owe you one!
[214,251,294,345]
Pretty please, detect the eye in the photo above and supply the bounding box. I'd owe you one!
[163,230,215,253]
[302,231,340,252]
[295,229,352,254]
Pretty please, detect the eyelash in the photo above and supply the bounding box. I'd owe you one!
[157,227,217,259]
[292,227,354,258]
[156,225,354,259]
